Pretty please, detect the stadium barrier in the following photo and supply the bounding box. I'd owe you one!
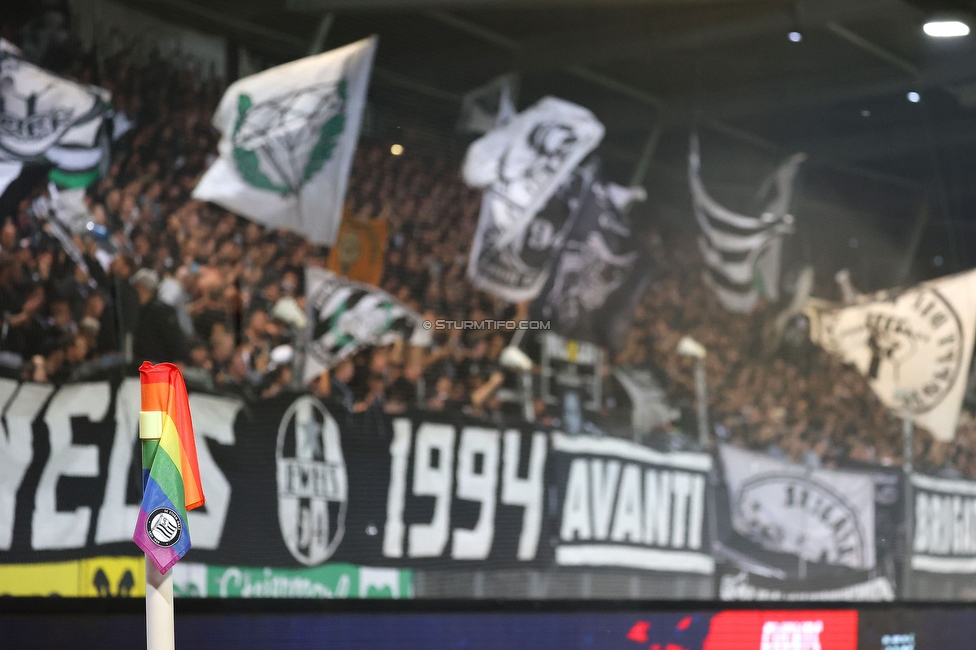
[0,376,974,601]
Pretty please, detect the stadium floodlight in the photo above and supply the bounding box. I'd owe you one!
[789,31,802,42]
[923,20,970,37]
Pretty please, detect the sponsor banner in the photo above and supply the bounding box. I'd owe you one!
[910,473,976,573]
[550,433,713,573]
[0,555,144,597]
[0,376,712,593]
[719,444,877,571]
[806,268,976,442]
[623,610,858,650]
[718,571,895,602]
[172,562,411,599]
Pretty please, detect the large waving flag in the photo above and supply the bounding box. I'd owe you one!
[133,362,205,574]
[463,96,605,302]
[303,266,421,383]
[193,37,377,245]
[0,38,112,195]
[806,268,976,441]
[689,135,804,312]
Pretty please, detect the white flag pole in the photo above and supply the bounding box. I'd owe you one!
[140,410,175,650]
[146,561,175,650]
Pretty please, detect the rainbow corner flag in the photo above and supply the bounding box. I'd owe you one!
[133,362,205,574]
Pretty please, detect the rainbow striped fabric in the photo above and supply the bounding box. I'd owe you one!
[132,362,205,574]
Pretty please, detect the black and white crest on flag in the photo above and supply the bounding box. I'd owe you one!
[689,135,805,313]
[719,444,876,571]
[276,395,348,566]
[468,163,595,303]
[463,97,604,302]
[0,39,111,200]
[304,267,419,382]
[530,173,651,350]
[0,45,109,161]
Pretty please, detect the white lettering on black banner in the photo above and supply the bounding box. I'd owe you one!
[912,473,976,573]
[382,419,547,562]
[552,433,713,574]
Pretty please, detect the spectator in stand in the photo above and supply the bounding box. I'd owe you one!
[131,268,187,364]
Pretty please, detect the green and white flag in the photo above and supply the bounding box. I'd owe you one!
[0,38,111,193]
[193,37,376,246]
[303,266,420,383]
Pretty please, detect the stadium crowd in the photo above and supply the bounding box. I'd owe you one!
[1,44,975,479]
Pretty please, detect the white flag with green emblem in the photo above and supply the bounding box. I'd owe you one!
[193,37,376,246]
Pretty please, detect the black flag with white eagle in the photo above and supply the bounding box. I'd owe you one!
[530,167,652,351]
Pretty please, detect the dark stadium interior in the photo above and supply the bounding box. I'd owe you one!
[5,0,976,646]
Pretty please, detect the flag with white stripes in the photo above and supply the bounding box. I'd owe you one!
[689,135,805,312]
[303,267,420,383]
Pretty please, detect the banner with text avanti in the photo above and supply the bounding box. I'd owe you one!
[0,377,712,596]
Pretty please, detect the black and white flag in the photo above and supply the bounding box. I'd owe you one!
[530,176,651,350]
[719,444,877,571]
[689,136,805,313]
[456,73,517,134]
[805,268,976,441]
[464,97,604,302]
[0,38,112,193]
[303,266,420,383]
[611,367,678,434]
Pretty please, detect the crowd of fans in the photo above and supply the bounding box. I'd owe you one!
[622,236,976,478]
[2,41,976,479]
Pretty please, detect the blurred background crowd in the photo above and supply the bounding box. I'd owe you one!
[2,26,975,482]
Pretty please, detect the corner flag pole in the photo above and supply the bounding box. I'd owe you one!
[140,409,175,650]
